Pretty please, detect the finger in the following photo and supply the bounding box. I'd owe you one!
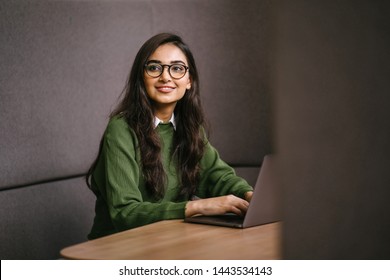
[227,195,249,206]
[229,200,249,216]
[245,191,253,202]
[239,200,250,213]
[235,198,249,210]
[228,206,244,216]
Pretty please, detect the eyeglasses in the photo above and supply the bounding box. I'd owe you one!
[144,63,189,79]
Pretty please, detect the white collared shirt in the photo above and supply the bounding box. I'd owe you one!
[154,113,176,130]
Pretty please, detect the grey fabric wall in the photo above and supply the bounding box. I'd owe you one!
[0,178,94,259]
[0,0,273,259]
[0,0,273,190]
[275,1,390,259]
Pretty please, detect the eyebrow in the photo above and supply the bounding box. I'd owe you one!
[146,59,186,65]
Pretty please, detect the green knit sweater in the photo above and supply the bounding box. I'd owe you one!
[88,116,252,239]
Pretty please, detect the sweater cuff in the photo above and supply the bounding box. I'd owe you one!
[165,201,188,219]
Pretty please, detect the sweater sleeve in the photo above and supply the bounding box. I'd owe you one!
[196,140,253,199]
[93,117,186,232]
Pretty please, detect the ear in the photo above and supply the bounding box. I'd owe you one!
[186,76,192,90]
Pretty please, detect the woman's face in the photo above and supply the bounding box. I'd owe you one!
[144,43,191,112]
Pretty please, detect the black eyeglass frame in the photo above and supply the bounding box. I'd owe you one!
[144,63,189,79]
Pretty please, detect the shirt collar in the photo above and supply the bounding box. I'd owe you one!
[154,113,176,130]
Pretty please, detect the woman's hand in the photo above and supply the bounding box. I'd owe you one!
[185,195,249,217]
[244,191,253,202]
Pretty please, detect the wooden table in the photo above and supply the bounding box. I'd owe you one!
[60,220,281,260]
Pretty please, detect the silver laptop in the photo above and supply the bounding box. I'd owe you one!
[184,155,281,228]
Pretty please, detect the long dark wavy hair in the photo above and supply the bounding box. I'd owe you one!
[86,33,207,200]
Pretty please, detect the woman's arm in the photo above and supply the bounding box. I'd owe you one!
[186,140,254,217]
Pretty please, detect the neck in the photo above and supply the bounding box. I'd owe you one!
[153,104,176,123]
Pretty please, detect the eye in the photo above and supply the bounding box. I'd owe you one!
[171,64,186,73]
[146,63,162,72]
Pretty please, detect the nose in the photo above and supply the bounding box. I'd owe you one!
[159,65,171,82]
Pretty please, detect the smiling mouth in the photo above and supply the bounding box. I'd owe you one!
[156,86,175,93]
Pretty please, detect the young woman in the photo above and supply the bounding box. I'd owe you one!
[87,33,253,239]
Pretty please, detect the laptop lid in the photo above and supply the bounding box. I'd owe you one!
[243,154,281,227]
